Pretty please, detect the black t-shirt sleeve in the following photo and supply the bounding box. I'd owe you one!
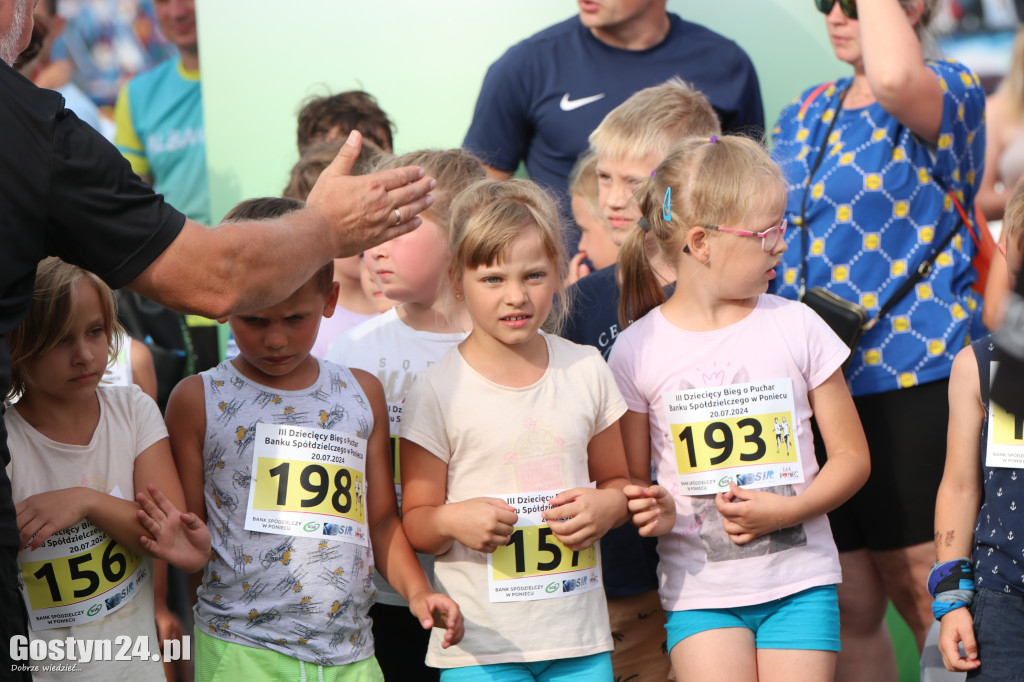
[46,107,185,289]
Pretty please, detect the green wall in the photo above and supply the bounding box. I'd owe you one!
[198,1,848,222]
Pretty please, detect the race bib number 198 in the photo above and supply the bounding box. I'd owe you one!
[664,379,805,495]
[244,423,369,546]
[486,487,601,603]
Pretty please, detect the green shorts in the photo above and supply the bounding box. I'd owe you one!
[195,628,384,682]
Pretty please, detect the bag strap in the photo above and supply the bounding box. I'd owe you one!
[795,83,971,330]
[865,200,962,329]
[798,83,844,297]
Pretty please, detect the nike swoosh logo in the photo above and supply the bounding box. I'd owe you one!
[559,92,606,111]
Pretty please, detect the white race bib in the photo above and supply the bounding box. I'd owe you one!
[986,361,1024,469]
[244,423,369,546]
[663,379,805,495]
[19,520,147,631]
[486,486,601,603]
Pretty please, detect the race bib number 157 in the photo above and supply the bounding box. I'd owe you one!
[486,487,601,603]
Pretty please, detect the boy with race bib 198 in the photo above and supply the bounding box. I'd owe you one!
[165,197,462,682]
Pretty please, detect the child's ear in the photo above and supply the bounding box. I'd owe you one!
[686,226,712,264]
[322,281,341,318]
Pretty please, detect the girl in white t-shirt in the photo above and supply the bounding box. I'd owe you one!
[400,179,633,681]
[607,136,871,682]
[5,258,210,680]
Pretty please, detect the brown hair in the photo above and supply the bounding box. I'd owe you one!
[589,77,721,163]
[282,139,390,202]
[619,135,787,327]
[222,197,334,296]
[8,258,123,400]
[448,179,570,333]
[296,90,395,154]
[377,149,485,237]
[568,152,601,218]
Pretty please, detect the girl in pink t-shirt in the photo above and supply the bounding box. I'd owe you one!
[608,136,871,682]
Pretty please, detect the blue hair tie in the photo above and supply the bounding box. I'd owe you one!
[662,187,672,222]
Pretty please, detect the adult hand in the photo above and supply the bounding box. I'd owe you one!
[305,130,436,257]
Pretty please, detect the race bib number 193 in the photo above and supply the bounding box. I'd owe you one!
[663,379,805,495]
[244,423,369,546]
[486,487,601,603]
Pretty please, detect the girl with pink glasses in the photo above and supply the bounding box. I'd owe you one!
[608,135,871,682]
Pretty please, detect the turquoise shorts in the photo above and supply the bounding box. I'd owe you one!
[665,585,840,653]
[439,652,612,682]
[194,628,383,682]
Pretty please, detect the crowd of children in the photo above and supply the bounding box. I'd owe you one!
[4,48,1022,682]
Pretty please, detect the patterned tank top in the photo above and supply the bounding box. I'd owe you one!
[194,358,377,666]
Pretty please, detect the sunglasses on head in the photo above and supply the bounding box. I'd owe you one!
[815,0,857,18]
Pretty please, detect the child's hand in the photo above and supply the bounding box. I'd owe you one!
[408,590,464,649]
[16,488,94,550]
[565,252,592,287]
[542,487,626,551]
[625,484,676,537]
[715,481,795,545]
[443,498,517,553]
[938,607,981,672]
[136,484,211,573]
[154,604,185,645]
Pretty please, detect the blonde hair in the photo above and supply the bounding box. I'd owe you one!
[619,135,787,327]
[588,77,722,163]
[568,152,601,219]
[1003,180,1024,256]
[377,149,485,236]
[448,179,570,333]
[997,28,1024,122]
[8,258,123,400]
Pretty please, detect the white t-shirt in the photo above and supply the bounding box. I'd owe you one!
[311,306,376,360]
[401,333,626,668]
[326,306,467,606]
[608,295,849,611]
[5,385,166,681]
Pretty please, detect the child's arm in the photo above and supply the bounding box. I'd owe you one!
[355,370,462,648]
[159,376,212,586]
[620,409,676,537]
[401,441,518,555]
[543,421,630,551]
[934,346,985,673]
[715,369,870,544]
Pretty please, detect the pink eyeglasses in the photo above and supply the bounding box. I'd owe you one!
[703,219,788,252]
